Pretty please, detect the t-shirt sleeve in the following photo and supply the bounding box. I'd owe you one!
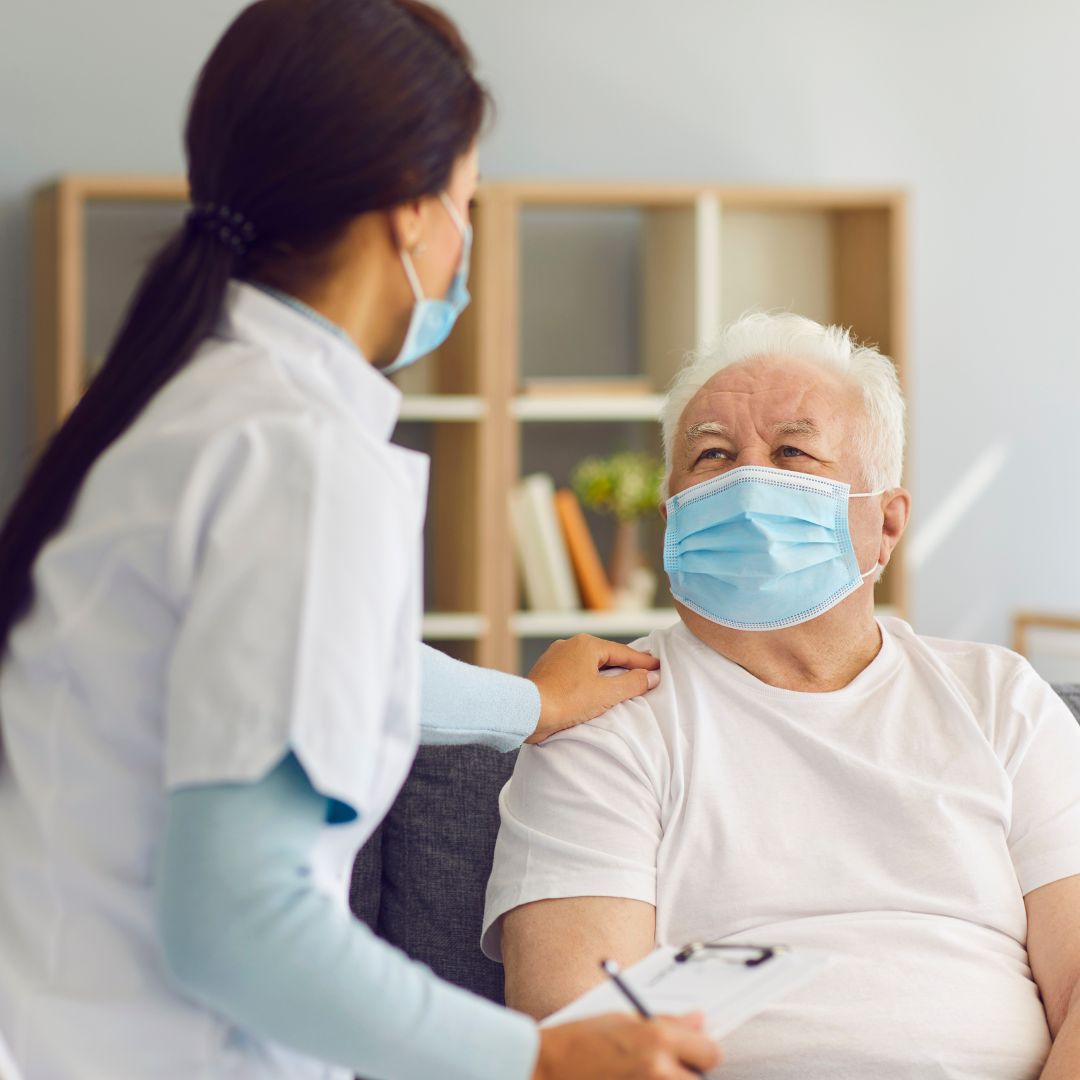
[1004,665,1080,895]
[481,703,665,962]
[164,414,415,817]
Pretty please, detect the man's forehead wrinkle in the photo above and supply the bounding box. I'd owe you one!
[680,362,858,452]
[700,356,849,401]
[682,388,833,434]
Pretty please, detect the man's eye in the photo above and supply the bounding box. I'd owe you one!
[778,446,806,458]
[696,447,729,463]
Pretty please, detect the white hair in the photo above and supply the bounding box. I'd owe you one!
[659,312,906,495]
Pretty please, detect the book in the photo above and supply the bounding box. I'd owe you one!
[509,474,580,612]
[554,488,614,611]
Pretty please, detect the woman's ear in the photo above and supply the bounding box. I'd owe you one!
[388,200,425,253]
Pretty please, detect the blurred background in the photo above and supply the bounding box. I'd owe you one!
[2,0,1079,674]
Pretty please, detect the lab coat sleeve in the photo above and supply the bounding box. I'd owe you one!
[157,752,539,1080]
[419,643,539,751]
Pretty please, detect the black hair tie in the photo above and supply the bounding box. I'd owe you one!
[186,201,259,257]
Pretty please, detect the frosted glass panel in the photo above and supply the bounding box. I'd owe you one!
[83,201,187,378]
[520,207,643,381]
[719,209,833,325]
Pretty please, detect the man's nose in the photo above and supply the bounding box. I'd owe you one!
[736,447,774,469]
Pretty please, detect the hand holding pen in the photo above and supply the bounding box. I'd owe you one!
[599,959,720,1078]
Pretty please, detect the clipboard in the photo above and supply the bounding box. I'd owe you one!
[540,942,831,1040]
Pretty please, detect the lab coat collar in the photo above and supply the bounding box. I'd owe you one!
[220,280,402,442]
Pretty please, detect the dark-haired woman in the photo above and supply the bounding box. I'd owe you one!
[0,1,720,1078]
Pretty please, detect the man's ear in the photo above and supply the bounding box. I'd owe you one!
[659,500,668,523]
[878,487,911,568]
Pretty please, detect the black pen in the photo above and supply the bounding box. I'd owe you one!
[600,959,707,1078]
[600,959,653,1018]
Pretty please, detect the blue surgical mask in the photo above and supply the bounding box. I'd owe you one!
[383,192,472,376]
[663,465,883,631]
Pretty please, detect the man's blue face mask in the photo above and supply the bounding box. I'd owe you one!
[383,192,472,376]
[663,465,883,632]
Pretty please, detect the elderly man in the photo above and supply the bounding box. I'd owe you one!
[482,313,1080,1079]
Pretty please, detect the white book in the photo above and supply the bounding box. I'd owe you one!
[510,473,580,612]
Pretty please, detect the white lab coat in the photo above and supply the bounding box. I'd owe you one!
[0,282,428,1078]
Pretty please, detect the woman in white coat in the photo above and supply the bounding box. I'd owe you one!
[0,1,721,1078]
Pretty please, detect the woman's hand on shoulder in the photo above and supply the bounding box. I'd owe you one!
[525,636,661,744]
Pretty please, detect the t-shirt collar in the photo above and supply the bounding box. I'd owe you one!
[673,616,900,704]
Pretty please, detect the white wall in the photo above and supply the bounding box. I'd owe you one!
[2,0,1078,646]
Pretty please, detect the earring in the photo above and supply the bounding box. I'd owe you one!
[412,241,427,256]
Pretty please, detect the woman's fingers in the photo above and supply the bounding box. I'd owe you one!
[525,636,663,743]
[598,668,660,715]
[533,1013,721,1080]
[593,638,661,672]
[653,1014,722,1073]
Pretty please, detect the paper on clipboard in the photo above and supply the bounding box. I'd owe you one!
[540,944,831,1041]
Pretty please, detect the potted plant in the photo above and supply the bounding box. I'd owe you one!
[572,451,664,610]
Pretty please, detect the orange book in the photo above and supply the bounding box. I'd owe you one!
[554,488,614,611]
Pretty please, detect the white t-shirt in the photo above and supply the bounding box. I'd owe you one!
[484,617,1080,1080]
[0,283,427,1079]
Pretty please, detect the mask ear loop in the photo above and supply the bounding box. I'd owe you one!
[400,194,467,302]
[848,486,889,579]
[400,245,425,303]
[439,191,468,235]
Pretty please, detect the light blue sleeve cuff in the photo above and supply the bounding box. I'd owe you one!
[419,643,540,752]
[158,753,539,1080]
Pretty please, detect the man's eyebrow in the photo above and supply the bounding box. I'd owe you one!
[773,418,821,439]
[683,418,821,446]
[684,420,735,447]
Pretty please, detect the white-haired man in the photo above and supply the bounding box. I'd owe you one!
[482,314,1080,1079]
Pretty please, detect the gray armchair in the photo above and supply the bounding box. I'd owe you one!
[350,684,1080,1006]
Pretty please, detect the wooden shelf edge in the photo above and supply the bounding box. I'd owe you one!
[399,395,487,422]
[512,394,665,422]
[483,180,906,210]
[39,175,905,212]
[421,612,489,640]
[47,174,190,202]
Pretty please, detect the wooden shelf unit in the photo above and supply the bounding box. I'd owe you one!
[34,176,908,674]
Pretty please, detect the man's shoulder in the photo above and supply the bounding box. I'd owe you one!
[882,616,1058,730]
[593,621,697,726]
[884,616,1032,684]
[532,624,692,768]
